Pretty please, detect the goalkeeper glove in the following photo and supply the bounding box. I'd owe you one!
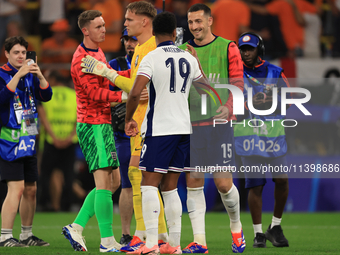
[81,55,119,83]
[121,91,128,103]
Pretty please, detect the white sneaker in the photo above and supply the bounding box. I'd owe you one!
[100,238,122,252]
[62,224,87,251]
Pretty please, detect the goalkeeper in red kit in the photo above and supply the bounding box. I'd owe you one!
[61,10,126,253]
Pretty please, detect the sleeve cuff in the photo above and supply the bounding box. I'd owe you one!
[6,85,15,93]
[40,82,50,90]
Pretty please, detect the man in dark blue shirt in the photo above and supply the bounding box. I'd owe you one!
[235,32,290,249]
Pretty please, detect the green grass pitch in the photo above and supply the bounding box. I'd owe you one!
[0,212,339,254]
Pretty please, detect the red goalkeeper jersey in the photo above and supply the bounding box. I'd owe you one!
[71,43,121,124]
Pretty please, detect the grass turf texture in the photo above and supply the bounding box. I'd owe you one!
[0,212,339,254]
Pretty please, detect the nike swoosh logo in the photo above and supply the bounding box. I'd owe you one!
[141,251,153,255]
[228,203,237,208]
[223,160,231,163]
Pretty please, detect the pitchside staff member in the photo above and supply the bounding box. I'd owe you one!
[234,32,290,248]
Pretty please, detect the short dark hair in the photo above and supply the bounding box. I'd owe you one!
[188,3,211,16]
[4,36,28,53]
[78,10,102,29]
[127,1,157,20]
[153,12,177,36]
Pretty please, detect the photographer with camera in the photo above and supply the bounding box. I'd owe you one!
[234,32,290,249]
[0,36,52,247]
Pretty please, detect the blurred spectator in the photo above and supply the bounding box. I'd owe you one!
[0,0,27,50]
[145,0,163,13]
[0,20,35,64]
[248,0,318,58]
[211,0,252,42]
[304,12,321,57]
[39,0,66,40]
[248,0,287,59]
[153,0,203,11]
[172,0,194,43]
[89,0,123,59]
[65,0,88,40]
[38,70,77,212]
[330,0,340,57]
[41,19,78,77]
[72,160,95,205]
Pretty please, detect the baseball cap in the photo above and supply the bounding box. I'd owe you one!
[50,19,70,32]
[121,29,137,41]
[238,33,259,48]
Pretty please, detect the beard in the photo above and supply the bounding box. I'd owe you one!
[127,50,134,58]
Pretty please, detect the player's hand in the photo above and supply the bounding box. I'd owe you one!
[81,55,119,83]
[140,88,149,101]
[213,106,230,119]
[186,44,198,59]
[125,119,139,137]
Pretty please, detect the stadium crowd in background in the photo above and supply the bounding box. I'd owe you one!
[0,0,339,253]
[1,0,340,62]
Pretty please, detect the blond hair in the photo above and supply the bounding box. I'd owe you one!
[126,1,157,20]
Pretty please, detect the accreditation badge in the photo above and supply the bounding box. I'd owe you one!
[22,109,38,135]
[14,101,23,124]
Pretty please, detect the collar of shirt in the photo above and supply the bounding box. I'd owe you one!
[81,42,99,52]
[4,62,18,76]
[187,35,218,48]
[157,40,174,47]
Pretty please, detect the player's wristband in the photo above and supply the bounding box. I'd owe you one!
[105,69,119,84]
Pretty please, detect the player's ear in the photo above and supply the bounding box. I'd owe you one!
[82,27,89,36]
[208,16,213,27]
[172,29,176,39]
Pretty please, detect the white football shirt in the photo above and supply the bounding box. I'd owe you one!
[137,42,202,137]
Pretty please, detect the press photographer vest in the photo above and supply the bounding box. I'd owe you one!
[234,64,287,158]
[0,70,38,161]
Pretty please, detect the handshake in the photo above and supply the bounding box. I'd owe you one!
[81,55,119,84]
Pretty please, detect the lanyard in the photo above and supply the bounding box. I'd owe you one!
[245,72,265,86]
[125,55,131,69]
[14,78,36,112]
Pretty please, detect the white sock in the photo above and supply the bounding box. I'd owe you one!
[20,225,33,240]
[134,230,146,241]
[219,184,242,233]
[71,223,84,234]
[187,187,206,246]
[271,216,282,228]
[253,224,263,236]
[141,186,159,248]
[101,236,113,246]
[1,229,13,241]
[162,189,182,247]
[158,232,168,242]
